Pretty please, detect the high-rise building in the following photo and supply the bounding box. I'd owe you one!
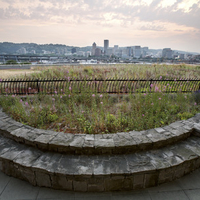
[134,46,141,58]
[142,47,149,57]
[104,40,109,55]
[91,42,96,56]
[162,48,173,59]
[127,47,132,57]
[95,48,102,56]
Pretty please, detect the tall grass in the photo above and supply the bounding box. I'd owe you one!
[0,64,200,134]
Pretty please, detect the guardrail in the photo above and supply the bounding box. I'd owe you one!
[0,78,200,95]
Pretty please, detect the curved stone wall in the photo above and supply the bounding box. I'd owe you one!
[0,107,200,191]
[0,108,200,155]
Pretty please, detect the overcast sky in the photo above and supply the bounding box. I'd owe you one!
[0,0,200,53]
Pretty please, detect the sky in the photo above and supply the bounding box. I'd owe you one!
[0,0,200,53]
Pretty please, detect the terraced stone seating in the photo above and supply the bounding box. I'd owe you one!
[0,108,200,192]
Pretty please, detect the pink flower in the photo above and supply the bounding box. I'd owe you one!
[20,99,23,103]
[25,102,29,106]
[100,94,103,98]
[52,98,55,101]
[150,84,153,88]
[92,94,95,97]
[142,114,144,117]
[0,79,2,82]
[55,91,57,94]
[159,98,161,100]
[151,103,154,105]
[29,87,31,90]
[194,102,197,106]
[61,89,63,92]
[144,93,146,96]
[100,102,103,104]
[60,96,62,99]
[69,87,72,90]
[185,96,187,99]
[12,95,15,98]
[159,76,162,80]
[155,86,159,92]
[68,95,71,98]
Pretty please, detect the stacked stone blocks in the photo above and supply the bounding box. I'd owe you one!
[0,108,200,191]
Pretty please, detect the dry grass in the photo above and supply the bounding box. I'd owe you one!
[0,69,41,79]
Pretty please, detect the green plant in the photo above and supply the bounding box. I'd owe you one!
[177,112,194,120]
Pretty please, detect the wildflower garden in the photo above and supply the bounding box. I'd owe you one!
[0,64,200,134]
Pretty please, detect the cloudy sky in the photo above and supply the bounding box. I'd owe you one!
[0,0,200,52]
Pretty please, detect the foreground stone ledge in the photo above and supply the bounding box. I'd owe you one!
[0,108,200,155]
[1,133,200,191]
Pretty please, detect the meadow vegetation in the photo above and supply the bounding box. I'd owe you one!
[0,64,200,134]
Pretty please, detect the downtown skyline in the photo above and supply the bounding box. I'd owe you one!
[0,0,200,53]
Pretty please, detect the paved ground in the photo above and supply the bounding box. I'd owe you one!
[1,169,200,200]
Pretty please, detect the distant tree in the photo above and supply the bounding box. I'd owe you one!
[6,60,18,65]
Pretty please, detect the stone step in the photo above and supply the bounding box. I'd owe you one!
[1,109,200,155]
[1,134,200,191]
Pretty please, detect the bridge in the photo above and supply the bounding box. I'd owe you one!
[0,54,71,63]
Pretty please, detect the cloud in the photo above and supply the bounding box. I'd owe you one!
[0,0,199,52]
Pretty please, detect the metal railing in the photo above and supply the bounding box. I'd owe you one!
[0,78,200,95]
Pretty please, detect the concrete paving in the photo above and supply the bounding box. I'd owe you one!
[1,169,200,200]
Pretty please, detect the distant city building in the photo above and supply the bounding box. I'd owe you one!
[113,45,119,55]
[85,51,91,57]
[142,47,149,57]
[106,48,113,56]
[122,48,129,58]
[134,46,141,58]
[162,48,173,59]
[77,51,85,56]
[126,47,132,57]
[104,40,109,55]
[178,54,185,60]
[95,48,102,56]
[91,42,96,56]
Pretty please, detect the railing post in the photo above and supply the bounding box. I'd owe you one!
[95,78,96,93]
[149,79,153,92]
[36,79,40,94]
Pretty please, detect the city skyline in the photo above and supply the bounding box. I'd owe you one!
[0,0,200,53]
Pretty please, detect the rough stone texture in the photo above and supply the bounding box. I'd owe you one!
[0,108,200,155]
[0,133,200,191]
[35,171,52,187]
[1,108,200,191]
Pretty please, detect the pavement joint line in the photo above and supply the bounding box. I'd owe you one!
[0,175,11,197]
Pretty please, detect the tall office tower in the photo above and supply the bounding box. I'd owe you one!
[104,40,109,55]
[113,45,119,54]
[162,48,173,59]
[127,47,132,57]
[91,42,96,56]
[95,48,102,56]
[134,46,141,58]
